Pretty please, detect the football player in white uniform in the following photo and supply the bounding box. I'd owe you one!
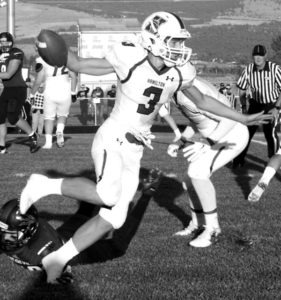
[166,77,249,247]
[30,57,77,148]
[19,12,271,283]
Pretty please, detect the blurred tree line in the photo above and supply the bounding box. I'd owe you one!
[20,22,281,76]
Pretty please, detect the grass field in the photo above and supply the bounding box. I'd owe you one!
[0,131,281,299]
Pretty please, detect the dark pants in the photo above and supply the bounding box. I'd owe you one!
[233,99,279,164]
[0,87,27,125]
[79,99,88,125]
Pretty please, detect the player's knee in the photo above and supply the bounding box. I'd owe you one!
[187,162,210,179]
[96,185,120,207]
[99,207,127,229]
[7,114,19,125]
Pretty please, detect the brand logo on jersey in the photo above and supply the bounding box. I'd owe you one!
[166,76,174,81]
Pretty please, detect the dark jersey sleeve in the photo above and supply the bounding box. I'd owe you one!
[6,218,64,271]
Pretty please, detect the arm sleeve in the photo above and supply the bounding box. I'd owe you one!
[236,67,248,90]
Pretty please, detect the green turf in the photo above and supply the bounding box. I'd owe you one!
[0,132,280,299]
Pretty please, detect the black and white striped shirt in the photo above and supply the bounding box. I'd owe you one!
[237,61,281,104]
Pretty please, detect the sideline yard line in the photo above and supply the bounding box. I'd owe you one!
[252,139,266,146]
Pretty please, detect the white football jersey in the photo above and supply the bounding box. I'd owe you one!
[174,77,232,137]
[105,41,196,132]
[36,57,71,100]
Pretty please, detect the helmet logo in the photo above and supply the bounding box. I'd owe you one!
[146,16,167,35]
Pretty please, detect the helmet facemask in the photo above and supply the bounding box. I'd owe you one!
[161,36,192,67]
[0,200,38,252]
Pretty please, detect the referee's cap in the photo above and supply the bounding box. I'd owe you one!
[252,44,266,56]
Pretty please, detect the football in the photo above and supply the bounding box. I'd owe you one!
[36,29,68,67]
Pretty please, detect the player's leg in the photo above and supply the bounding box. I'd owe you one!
[56,116,66,148]
[173,176,204,237]
[43,97,57,149]
[248,151,281,202]
[7,88,39,153]
[20,121,124,212]
[38,110,44,135]
[43,118,54,149]
[187,177,221,247]
[42,128,138,283]
[0,123,7,153]
[0,90,8,151]
[189,123,248,247]
[262,119,279,158]
[55,96,71,147]
[31,109,39,134]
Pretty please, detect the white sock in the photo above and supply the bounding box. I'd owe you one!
[205,211,219,229]
[56,123,65,134]
[47,178,64,195]
[45,134,52,145]
[28,131,35,137]
[260,166,276,185]
[54,238,79,265]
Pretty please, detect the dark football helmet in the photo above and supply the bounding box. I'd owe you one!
[0,199,38,252]
[0,31,14,53]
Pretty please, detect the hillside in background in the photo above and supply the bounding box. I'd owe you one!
[16,0,281,64]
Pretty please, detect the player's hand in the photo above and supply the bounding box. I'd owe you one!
[182,141,210,162]
[268,107,280,123]
[243,111,274,126]
[134,130,156,150]
[29,95,34,105]
[71,92,77,103]
[167,144,179,157]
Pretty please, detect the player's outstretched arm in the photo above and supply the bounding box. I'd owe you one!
[182,85,273,125]
[67,51,114,76]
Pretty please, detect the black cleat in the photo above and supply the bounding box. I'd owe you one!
[142,168,163,196]
[29,133,40,153]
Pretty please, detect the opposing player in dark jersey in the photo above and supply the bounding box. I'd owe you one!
[0,32,39,153]
[0,199,72,283]
[20,12,272,283]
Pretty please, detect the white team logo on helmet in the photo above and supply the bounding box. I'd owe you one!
[140,11,192,67]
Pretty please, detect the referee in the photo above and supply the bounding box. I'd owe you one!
[232,44,281,168]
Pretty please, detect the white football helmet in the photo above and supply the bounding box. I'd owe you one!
[141,11,192,67]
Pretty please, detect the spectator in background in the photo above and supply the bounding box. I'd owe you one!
[225,83,236,109]
[90,86,104,125]
[0,32,39,154]
[232,44,281,169]
[77,84,90,125]
[31,56,77,149]
[30,85,44,136]
[218,83,227,95]
[105,83,116,119]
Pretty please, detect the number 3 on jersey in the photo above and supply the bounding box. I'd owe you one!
[137,86,163,115]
